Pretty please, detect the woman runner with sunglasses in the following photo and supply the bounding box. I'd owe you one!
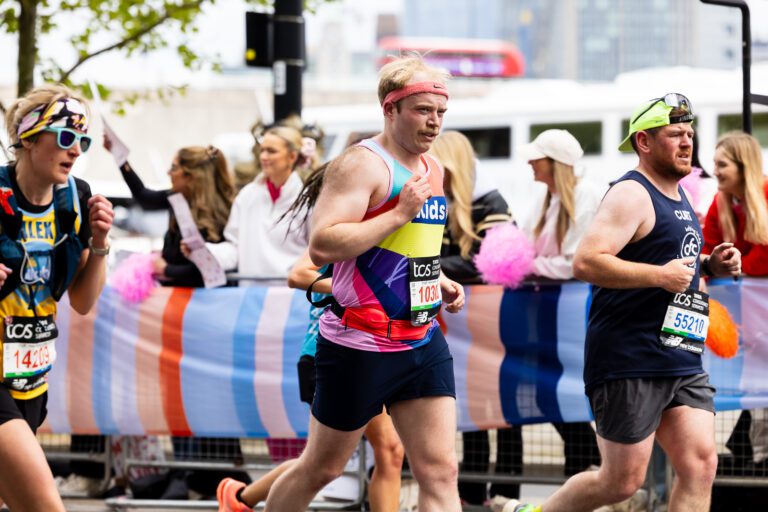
[1,83,114,511]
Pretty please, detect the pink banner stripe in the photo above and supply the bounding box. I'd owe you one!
[67,302,99,433]
[254,287,295,437]
[465,286,506,429]
[135,287,172,434]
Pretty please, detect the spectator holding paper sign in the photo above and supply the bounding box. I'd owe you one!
[103,135,235,287]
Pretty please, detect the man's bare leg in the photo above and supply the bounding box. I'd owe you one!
[655,406,717,512]
[264,416,364,512]
[539,433,654,512]
[389,396,460,512]
[365,412,405,512]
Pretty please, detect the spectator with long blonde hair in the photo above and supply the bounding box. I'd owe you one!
[520,129,603,477]
[703,130,768,275]
[104,138,236,286]
[430,130,515,505]
[206,124,314,283]
[524,130,605,280]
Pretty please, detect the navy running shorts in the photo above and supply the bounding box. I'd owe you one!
[312,329,456,431]
[297,354,316,405]
[0,385,48,433]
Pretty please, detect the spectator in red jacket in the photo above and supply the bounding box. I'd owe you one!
[702,131,768,276]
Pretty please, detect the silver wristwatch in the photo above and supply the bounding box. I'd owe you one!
[88,237,110,256]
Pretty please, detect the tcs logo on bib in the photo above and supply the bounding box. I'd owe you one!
[412,196,447,225]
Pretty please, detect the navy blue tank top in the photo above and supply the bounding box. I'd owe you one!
[584,170,704,392]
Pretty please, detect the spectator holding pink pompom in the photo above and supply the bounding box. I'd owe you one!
[429,130,517,506]
[519,129,604,476]
[431,130,513,282]
[521,129,606,281]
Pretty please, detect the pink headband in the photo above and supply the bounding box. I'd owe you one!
[382,81,449,111]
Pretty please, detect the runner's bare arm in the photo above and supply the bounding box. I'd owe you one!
[288,250,332,295]
[309,148,431,266]
[573,180,695,292]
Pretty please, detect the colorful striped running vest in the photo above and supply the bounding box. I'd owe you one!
[318,138,446,352]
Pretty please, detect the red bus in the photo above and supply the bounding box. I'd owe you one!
[378,37,525,78]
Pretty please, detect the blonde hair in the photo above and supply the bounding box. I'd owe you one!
[429,131,479,259]
[534,160,578,249]
[5,83,89,154]
[175,146,235,242]
[377,54,451,106]
[714,131,768,245]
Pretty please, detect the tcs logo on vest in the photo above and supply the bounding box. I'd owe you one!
[412,196,447,225]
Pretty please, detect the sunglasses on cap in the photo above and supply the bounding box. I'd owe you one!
[43,127,93,153]
[631,93,694,126]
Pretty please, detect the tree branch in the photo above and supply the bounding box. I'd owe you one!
[59,0,206,82]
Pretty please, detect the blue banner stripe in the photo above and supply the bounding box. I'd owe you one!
[181,288,247,437]
[47,300,71,432]
[281,290,312,436]
[232,288,268,436]
[499,287,533,423]
[532,285,563,422]
[110,296,144,434]
[556,283,593,422]
[704,279,744,411]
[92,287,119,434]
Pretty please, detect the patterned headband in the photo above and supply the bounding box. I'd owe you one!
[17,98,89,141]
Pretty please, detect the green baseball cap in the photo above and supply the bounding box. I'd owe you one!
[618,93,694,152]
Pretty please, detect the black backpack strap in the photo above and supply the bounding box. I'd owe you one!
[306,264,338,310]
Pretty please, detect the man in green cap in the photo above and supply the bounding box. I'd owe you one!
[498,94,741,512]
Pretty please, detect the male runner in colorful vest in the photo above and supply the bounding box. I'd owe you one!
[264,55,465,512]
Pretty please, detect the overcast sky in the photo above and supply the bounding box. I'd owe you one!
[0,0,765,90]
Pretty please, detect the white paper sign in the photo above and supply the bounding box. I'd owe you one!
[167,193,227,288]
[88,79,130,167]
[102,118,130,167]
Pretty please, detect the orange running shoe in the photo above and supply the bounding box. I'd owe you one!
[216,478,251,512]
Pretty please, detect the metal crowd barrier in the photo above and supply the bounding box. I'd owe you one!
[40,434,112,498]
[102,437,367,511]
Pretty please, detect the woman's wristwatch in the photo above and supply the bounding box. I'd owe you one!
[88,237,110,256]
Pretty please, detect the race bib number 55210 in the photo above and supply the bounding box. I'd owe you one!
[660,289,709,354]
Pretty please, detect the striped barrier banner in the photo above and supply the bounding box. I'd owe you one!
[41,278,766,436]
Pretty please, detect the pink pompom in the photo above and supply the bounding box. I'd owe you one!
[110,253,157,303]
[680,166,703,208]
[474,223,535,288]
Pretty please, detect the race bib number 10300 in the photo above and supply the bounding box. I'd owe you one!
[409,256,442,326]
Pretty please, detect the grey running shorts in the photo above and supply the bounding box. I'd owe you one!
[587,373,715,444]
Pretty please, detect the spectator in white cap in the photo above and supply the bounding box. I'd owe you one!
[521,129,605,281]
[518,129,606,478]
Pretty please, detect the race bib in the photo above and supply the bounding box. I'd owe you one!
[659,289,709,354]
[409,256,442,326]
[3,316,58,389]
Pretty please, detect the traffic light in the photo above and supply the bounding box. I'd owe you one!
[245,12,273,68]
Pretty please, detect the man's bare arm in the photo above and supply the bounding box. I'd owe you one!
[309,148,431,266]
[573,180,695,293]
